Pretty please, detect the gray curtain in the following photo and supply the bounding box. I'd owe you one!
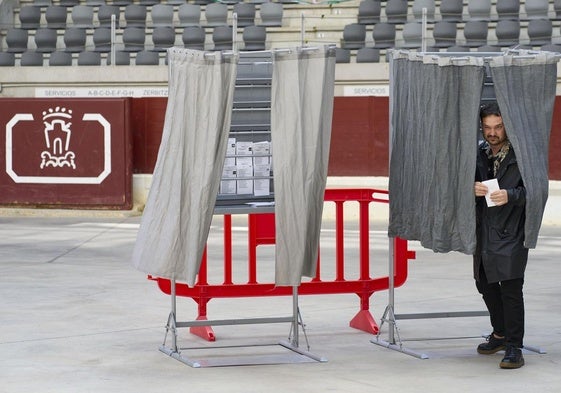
[489,50,558,248]
[388,51,485,254]
[131,48,238,286]
[271,45,336,286]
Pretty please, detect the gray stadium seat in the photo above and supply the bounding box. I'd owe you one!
[524,0,549,19]
[400,22,423,49]
[477,45,501,52]
[385,0,408,24]
[33,0,52,7]
[18,5,42,29]
[106,50,131,65]
[467,0,492,21]
[495,19,520,47]
[357,0,381,24]
[71,5,95,28]
[112,0,133,6]
[45,5,68,29]
[243,25,266,50]
[178,4,201,27]
[527,18,552,46]
[85,0,105,6]
[60,0,80,7]
[463,20,488,47]
[182,26,206,49]
[259,2,283,27]
[139,0,159,5]
[77,50,101,65]
[439,0,463,22]
[212,25,233,50]
[20,50,44,66]
[356,47,380,62]
[496,0,520,20]
[412,0,436,21]
[0,52,16,66]
[63,27,87,53]
[122,27,146,52]
[135,50,160,65]
[151,4,174,27]
[447,45,470,52]
[151,26,176,51]
[205,3,228,27]
[542,43,561,53]
[335,48,350,63]
[168,0,187,5]
[341,23,366,49]
[6,28,29,53]
[98,5,120,28]
[432,21,457,48]
[233,3,256,27]
[372,22,395,49]
[34,28,58,53]
[555,0,561,19]
[49,51,73,66]
[93,27,112,52]
[124,4,147,27]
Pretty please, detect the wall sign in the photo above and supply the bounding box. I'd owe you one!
[0,98,132,209]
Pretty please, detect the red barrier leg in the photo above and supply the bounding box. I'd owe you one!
[349,292,379,334]
[189,297,216,341]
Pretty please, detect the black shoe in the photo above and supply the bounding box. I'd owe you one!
[500,345,524,369]
[477,333,506,354]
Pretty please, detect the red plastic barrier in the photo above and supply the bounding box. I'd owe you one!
[149,188,416,341]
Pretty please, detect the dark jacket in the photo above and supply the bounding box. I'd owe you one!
[473,142,528,283]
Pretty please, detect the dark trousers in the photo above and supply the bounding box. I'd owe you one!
[475,264,525,348]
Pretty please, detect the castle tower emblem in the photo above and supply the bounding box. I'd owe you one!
[40,106,76,169]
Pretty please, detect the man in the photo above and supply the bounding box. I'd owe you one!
[473,101,527,369]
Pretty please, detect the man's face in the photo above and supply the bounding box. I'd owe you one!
[482,114,507,152]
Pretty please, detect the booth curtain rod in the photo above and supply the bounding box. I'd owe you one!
[203,44,336,60]
[402,49,561,63]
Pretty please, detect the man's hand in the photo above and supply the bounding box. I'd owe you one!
[474,181,488,197]
[489,189,508,206]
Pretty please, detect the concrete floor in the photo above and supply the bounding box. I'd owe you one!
[1,212,560,393]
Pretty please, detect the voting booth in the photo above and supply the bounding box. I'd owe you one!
[372,48,559,358]
[132,45,336,367]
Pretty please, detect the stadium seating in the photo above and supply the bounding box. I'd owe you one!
[20,50,43,66]
[182,26,206,50]
[34,28,58,53]
[18,5,41,30]
[234,3,256,27]
[49,50,73,66]
[243,25,266,50]
[259,2,283,27]
[3,0,561,67]
[178,4,201,27]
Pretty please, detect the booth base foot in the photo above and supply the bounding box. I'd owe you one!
[349,309,379,335]
[370,336,429,359]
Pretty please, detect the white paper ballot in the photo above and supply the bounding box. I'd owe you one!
[482,178,500,207]
[253,141,270,166]
[220,166,237,194]
[253,165,271,196]
[236,165,254,195]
